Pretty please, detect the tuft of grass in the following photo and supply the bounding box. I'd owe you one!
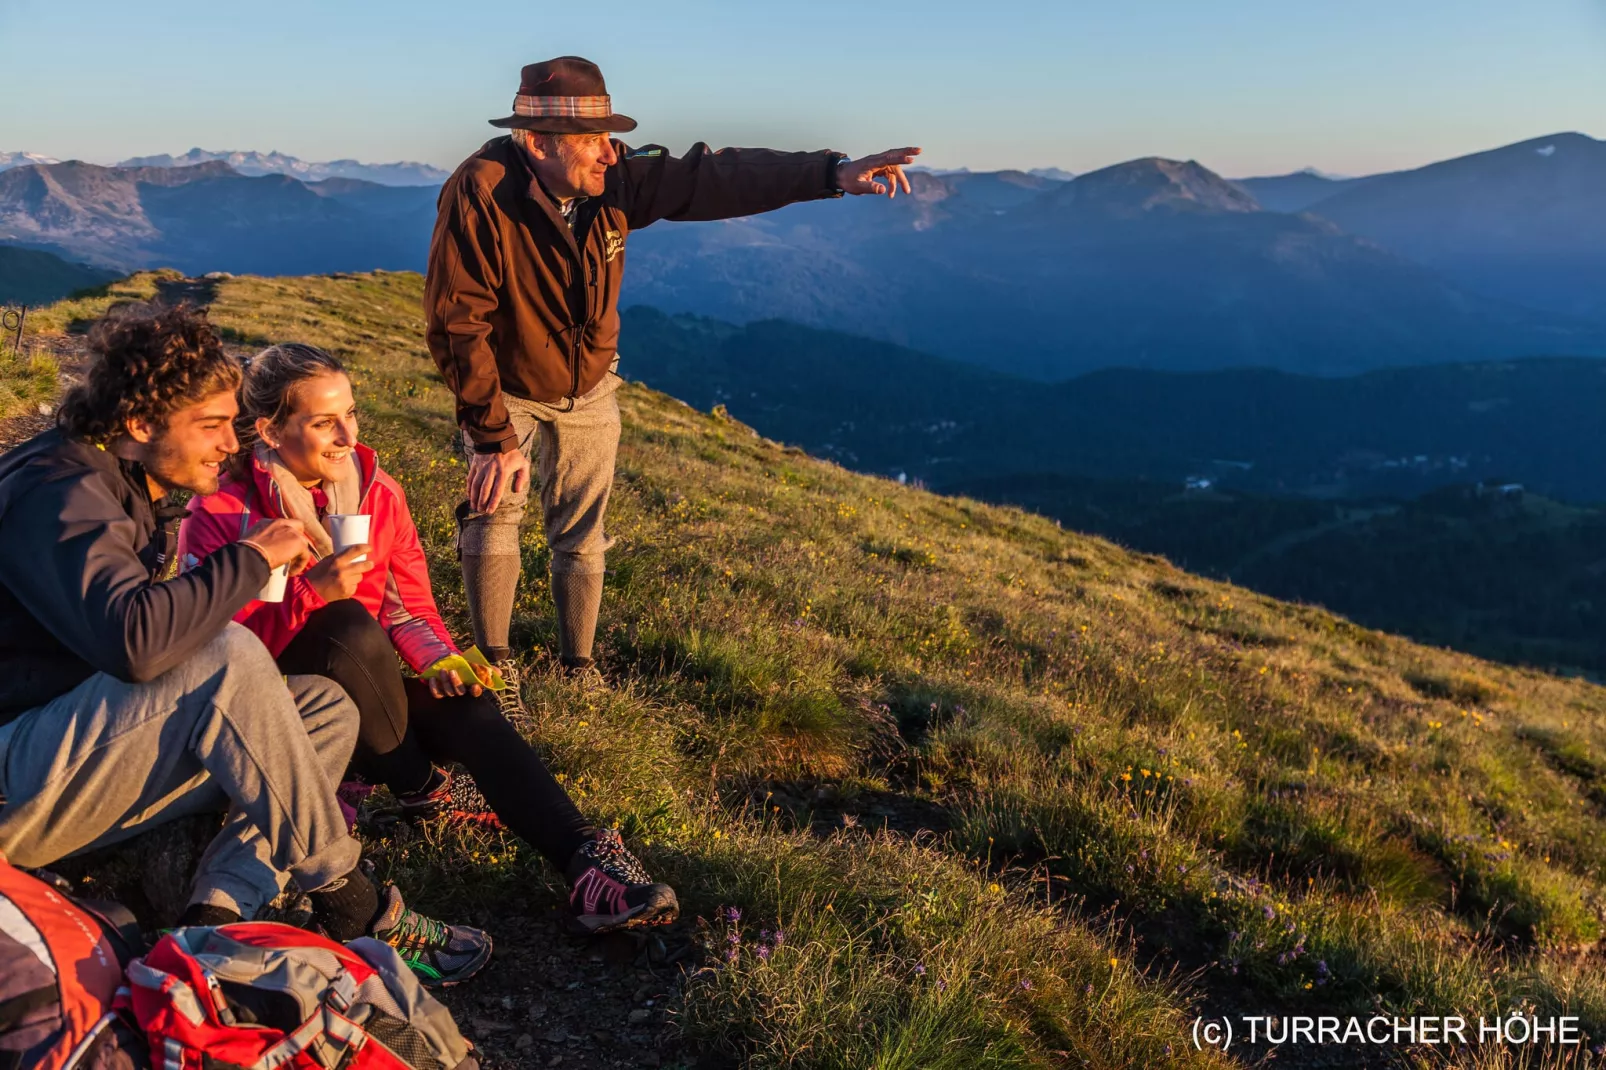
[0,349,57,422]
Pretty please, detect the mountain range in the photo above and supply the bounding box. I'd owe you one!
[0,152,59,171]
[624,133,1606,377]
[5,132,1606,377]
[620,307,1606,503]
[0,160,439,276]
[1,148,447,187]
[113,148,450,187]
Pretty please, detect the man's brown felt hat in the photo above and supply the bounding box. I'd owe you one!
[488,56,638,134]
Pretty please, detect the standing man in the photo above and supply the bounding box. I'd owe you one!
[426,56,918,697]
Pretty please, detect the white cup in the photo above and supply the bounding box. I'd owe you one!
[259,563,289,603]
[327,514,372,563]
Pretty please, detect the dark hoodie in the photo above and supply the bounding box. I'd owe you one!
[0,427,270,723]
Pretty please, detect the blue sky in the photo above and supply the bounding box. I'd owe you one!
[2,0,1604,178]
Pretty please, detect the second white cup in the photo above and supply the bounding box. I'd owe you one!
[327,513,372,563]
[259,563,289,603]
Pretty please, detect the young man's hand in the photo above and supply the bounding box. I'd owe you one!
[467,448,530,514]
[836,147,922,198]
[241,518,311,572]
[304,545,374,602]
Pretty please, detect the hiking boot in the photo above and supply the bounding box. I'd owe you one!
[560,657,608,693]
[370,884,492,987]
[390,766,503,831]
[565,829,679,934]
[492,659,531,723]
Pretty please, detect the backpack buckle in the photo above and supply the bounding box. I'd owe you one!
[325,969,358,1013]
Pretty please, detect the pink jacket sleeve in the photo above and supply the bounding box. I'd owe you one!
[378,485,458,673]
[177,490,328,659]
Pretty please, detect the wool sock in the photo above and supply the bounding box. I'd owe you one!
[552,569,604,666]
[178,903,241,928]
[462,552,521,663]
[309,869,381,942]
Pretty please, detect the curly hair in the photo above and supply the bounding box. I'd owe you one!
[57,303,241,442]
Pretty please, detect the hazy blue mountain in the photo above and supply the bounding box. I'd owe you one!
[0,160,438,275]
[1232,168,1357,212]
[619,306,1606,502]
[116,149,449,187]
[0,244,115,305]
[1299,132,1606,322]
[624,156,1606,378]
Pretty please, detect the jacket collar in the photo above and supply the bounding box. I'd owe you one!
[242,441,378,520]
[506,137,585,264]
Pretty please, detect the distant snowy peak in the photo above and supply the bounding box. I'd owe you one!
[0,152,61,172]
[114,148,448,187]
[1028,166,1076,181]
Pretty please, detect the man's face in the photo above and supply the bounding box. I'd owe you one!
[128,389,240,497]
[531,132,618,199]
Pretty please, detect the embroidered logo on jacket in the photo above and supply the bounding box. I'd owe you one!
[604,229,625,263]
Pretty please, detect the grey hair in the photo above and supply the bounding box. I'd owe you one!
[233,342,346,463]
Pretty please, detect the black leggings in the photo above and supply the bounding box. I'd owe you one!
[275,600,594,869]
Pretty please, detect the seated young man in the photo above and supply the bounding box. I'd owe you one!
[0,304,489,986]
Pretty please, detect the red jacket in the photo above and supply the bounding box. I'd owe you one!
[177,444,457,674]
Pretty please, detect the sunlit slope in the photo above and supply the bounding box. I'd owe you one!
[47,271,1606,1067]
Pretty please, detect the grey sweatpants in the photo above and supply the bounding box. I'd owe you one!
[0,623,361,919]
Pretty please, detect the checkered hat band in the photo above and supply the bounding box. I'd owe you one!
[513,93,613,118]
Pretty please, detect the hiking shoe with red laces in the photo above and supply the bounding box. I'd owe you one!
[565,829,679,934]
[393,765,503,830]
[370,884,493,988]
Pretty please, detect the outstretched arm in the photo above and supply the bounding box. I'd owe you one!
[617,143,922,230]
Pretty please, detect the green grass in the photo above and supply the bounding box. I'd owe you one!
[36,271,1606,1067]
[0,348,57,422]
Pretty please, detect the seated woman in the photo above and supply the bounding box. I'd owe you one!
[178,342,676,934]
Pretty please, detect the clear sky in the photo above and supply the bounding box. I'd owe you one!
[3,0,1604,179]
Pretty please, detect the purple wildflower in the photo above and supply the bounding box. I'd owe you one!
[913,963,926,976]
[725,906,742,923]
[756,944,771,961]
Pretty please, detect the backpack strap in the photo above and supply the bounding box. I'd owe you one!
[74,899,146,967]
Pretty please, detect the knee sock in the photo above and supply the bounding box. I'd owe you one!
[462,552,522,663]
[309,868,381,942]
[551,569,604,666]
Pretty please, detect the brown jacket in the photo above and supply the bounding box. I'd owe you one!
[425,136,844,452]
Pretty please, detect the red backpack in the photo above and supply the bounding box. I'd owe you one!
[122,922,477,1070]
[0,853,145,1070]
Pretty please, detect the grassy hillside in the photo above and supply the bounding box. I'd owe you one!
[29,272,1606,1068]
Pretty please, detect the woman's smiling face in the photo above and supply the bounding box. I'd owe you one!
[259,371,359,486]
